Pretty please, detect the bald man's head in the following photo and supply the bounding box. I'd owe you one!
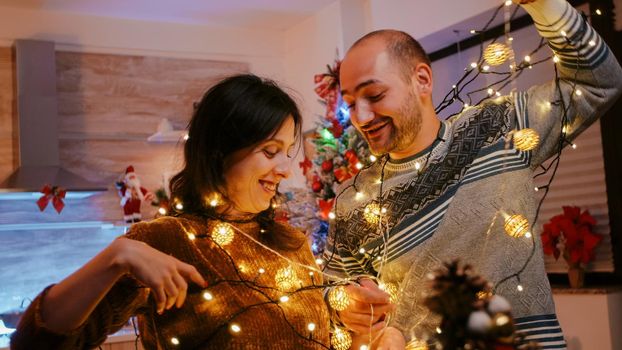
[348,29,431,82]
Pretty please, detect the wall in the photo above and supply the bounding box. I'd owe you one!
[0,49,248,224]
[0,47,15,183]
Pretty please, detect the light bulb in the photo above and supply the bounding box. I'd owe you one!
[513,128,540,151]
[328,212,336,220]
[279,295,290,303]
[175,202,183,210]
[331,327,353,350]
[171,337,180,345]
[187,233,196,240]
[504,214,530,238]
[307,323,316,332]
[370,155,377,162]
[517,284,524,292]
[328,286,350,311]
[230,324,241,333]
[211,222,234,246]
[158,207,167,215]
[203,291,213,301]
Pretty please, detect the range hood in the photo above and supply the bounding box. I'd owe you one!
[0,40,107,200]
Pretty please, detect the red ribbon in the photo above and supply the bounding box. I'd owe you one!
[318,198,335,220]
[299,157,313,176]
[37,184,66,214]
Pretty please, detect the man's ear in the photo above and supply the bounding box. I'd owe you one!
[412,63,433,96]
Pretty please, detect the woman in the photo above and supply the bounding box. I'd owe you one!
[10,74,332,349]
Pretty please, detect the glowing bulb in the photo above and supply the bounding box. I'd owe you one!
[363,202,383,224]
[183,134,189,141]
[496,314,510,326]
[561,30,567,37]
[175,202,183,210]
[230,324,241,333]
[571,143,577,149]
[328,212,336,220]
[355,192,364,200]
[525,231,532,238]
[517,284,524,292]
[315,258,324,265]
[203,291,213,301]
[487,88,494,95]
[596,9,602,15]
[553,55,560,63]
[370,155,377,162]
[158,207,167,215]
[209,199,218,207]
[508,37,514,41]
[470,62,478,68]
[504,214,530,238]
[187,233,196,240]
[452,84,457,89]
[513,128,540,151]
[414,162,421,170]
[328,286,350,311]
[309,271,314,276]
[258,268,266,274]
[279,295,290,303]
[360,346,369,350]
[483,65,490,71]
[355,162,363,170]
[307,323,316,332]
[211,222,234,246]
[275,266,300,291]
[505,0,512,5]
[331,327,353,350]
[359,247,366,254]
[171,337,180,345]
[589,40,596,47]
[470,29,477,34]
[524,55,531,62]
[575,89,582,96]
[534,187,539,192]
[464,103,470,108]
[436,327,442,334]
[379,282,399,303]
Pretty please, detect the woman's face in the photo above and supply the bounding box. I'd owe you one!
[222,117,296,215]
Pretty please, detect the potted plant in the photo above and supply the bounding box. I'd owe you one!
[540,206,603,288]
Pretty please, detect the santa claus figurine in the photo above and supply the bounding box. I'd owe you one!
[115,166,153,223]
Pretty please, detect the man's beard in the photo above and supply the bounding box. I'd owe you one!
[126,177,145,200]
[367,90,422,156]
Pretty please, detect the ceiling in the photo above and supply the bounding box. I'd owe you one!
[0,0,340,30]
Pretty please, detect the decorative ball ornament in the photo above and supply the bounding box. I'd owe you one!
[321,160,334,172]
[504,214,530,238]
[483,43,511,66]
[379,282,399,303]
[328,286,350,311]
[513,128,540,151]
[312,181,323,193]
[211,222,235,246]
[363,202,384,225]
[331,327,353,350]
[275,265,300,291]
[467,310,492,334]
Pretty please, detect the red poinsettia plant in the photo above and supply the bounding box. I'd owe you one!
[541,206,603,266]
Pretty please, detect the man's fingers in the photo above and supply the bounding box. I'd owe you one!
[346,283,390,304]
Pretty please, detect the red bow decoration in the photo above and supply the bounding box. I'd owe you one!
[299,157,313,176]
[37,184,67,214]
[334,166,353,183]
[329,118,344,138]
[318,198,335,220]
[314,61,342,122]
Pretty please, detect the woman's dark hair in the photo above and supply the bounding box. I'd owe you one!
[169,74,304,249]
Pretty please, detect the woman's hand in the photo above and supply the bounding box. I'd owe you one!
[337,279,394,334]
[112,238,207,314]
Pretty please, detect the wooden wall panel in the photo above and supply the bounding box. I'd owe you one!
[0,46,16,181]
[0,49,248,225]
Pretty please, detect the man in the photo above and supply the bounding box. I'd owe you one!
[322,0,622,347]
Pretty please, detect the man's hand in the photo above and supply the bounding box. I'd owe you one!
[338,279,394,334]
[374,327,406,350]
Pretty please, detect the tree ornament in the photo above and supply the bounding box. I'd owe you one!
[513,128,540,151]
[312,181,323,193]
[211,222,235,246]
[327,286,350,311]
[483,43,511,66]
[331,327,352,350]
[504,214,529,238]
[275,265,300,291]
[321,160,334,172]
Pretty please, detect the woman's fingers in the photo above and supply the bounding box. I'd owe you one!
[172,272,188,309]
[163,276,179,310]
[153,286,167,314]
[178,262,207,288]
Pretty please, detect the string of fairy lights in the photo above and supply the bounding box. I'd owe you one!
[130,2,608,350]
